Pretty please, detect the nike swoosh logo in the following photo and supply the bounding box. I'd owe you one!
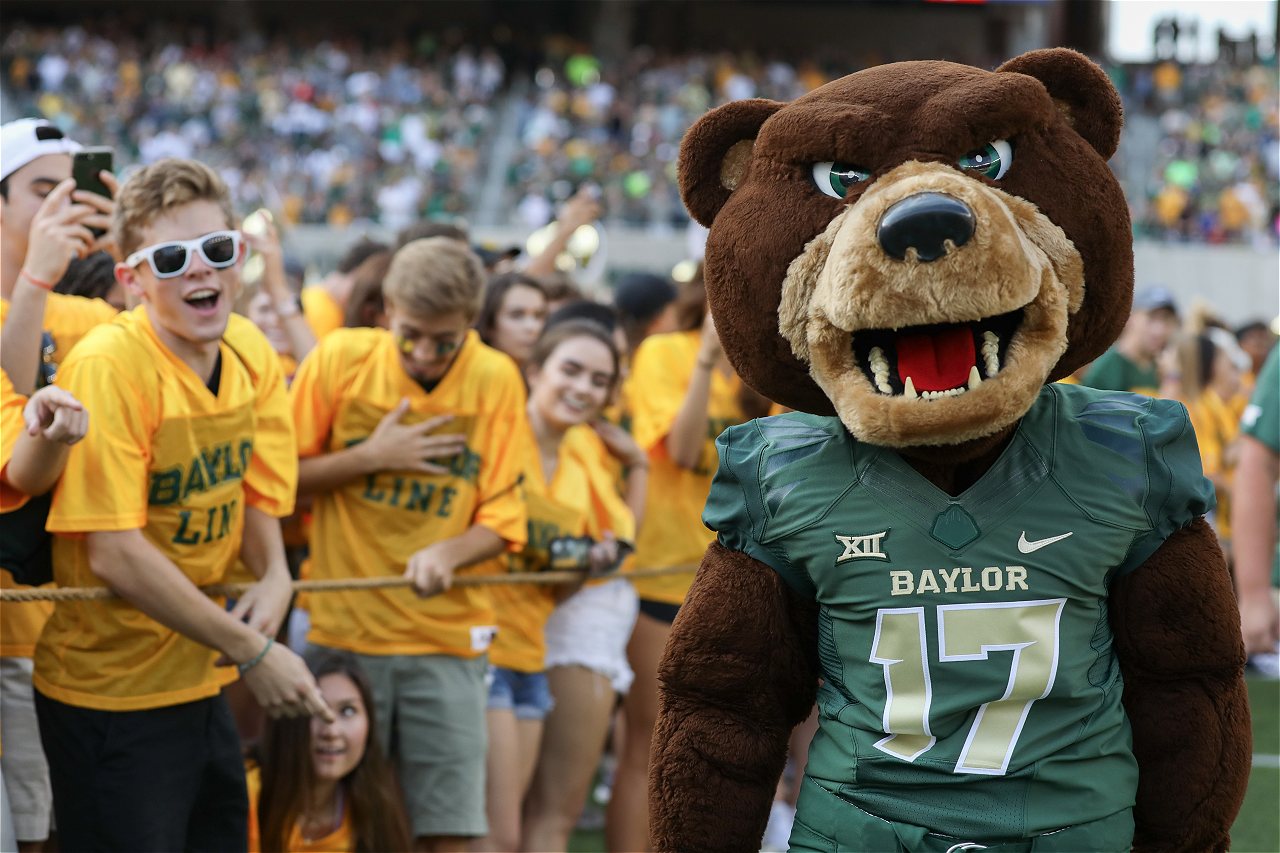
[1017,531,1073,553]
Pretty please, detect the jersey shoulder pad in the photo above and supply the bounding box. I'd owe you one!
[705,412,858,546]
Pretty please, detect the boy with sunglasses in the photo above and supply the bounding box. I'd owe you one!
[290,237,531,851]
[33,157,333,851]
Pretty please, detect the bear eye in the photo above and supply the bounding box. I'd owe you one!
[958,140,1012,180]
[812,162,872,199]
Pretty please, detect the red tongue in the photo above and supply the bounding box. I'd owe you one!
[896,327,974,392]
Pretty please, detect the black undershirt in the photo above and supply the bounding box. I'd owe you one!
[206,352,223,396]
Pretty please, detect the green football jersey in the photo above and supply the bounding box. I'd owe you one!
[704,384,1214,840]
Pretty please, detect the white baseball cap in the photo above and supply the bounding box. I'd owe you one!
[0,118,81,182]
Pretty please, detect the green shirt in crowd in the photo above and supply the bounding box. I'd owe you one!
[1082,347,1160,394]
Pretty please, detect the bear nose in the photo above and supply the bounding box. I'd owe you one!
[877,193,976,262]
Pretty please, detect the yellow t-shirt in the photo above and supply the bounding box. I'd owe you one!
[0,368,55,657]
[0,292,119,378]
[626,330,746,605]
[1188,388,1243,540]
[246,762,355,853]
[489,424,636,673]
[293,328,529,657]
[1,295,118,657]
[34,309,296,711]
[301,287,344,341]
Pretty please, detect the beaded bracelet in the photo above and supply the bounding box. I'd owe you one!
[238,637,274,675]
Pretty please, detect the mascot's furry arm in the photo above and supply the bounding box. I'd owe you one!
[650,542,819,853]
[1111,518,1251,853]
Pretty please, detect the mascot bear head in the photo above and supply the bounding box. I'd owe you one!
[679,49,1131,450]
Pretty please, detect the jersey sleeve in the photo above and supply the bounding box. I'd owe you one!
[471,359,530,548]
[1117,398,1216,576]
[0,370,30,512]
[289,333,345,459]
[629,335,692,453]
[47,351,154,533]
[702,422,816,598]
[1241,347,1280,452]
[243,337,297,518]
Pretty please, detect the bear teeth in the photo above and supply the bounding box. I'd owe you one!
[869,347,893,393]
[982,331,1001,378]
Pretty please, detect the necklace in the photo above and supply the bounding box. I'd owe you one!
[300,785,344,842]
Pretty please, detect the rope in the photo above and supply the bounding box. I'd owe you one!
[0,564,698,602]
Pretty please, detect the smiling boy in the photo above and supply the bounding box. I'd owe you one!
[33,158,331,851]
[291,237,530,851]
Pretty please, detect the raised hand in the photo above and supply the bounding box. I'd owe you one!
[24,385,89,445]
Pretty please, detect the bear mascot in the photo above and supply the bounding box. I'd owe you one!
[649,49,1251,853]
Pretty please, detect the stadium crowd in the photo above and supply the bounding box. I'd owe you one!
[0,40,1277,853]
[5,23,1277,242]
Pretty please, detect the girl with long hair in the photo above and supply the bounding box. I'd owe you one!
[480,318,646,852]
[249,651,410,853]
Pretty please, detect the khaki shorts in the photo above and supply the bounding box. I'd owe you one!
[0,656,53,842]
[318,648,488,838]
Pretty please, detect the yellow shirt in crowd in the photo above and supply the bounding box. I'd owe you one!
[246,762,355,853]
[489,424,636,673]
[291,329,529,657]
[34,310,296,711]
[1186,388,1244,540]
[0,369,55,657]
[626,330,746,605]
[0,293,118,657]
[301,287,344,341]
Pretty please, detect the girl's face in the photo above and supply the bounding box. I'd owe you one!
[247,289,290,355]
[529,336,616,430]
[310,673,369,783]
[1211,346,1241,397]
[491,284,547,364]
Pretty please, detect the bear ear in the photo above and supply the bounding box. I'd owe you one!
[997,48,1123,160]
[678,98,785,227]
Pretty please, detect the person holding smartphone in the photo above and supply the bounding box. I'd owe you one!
[0,119,118,396]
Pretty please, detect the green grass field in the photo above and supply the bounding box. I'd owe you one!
[1233,675,1280,853]
[569,675,1280,852]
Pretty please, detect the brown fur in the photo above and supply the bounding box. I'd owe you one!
[655,48,1249,853]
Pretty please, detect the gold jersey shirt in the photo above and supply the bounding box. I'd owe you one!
[291,328,528,657]
[489,424,636,673]
[626,330,746,605]
[34,310,296,711]
[0,368,54,657]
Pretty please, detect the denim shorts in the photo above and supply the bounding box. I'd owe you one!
[486,665,554,721]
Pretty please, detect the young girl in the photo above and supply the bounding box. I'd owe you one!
[249,651,409,853]
[475,272,549,369]
[481,319,646,852]
[607,279,769,852]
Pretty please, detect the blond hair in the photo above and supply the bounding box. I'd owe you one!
[113,158,235,257]
[382,237,485,321]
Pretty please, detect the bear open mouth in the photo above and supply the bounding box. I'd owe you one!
[851,308,1023,398]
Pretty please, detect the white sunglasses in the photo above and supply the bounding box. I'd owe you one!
[126,230,242,279]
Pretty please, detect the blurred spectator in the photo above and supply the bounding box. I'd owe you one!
[53,250,125,309]
[1233,345,1280,657]
[613,271,677,357]
[476,272,549,369]
[1083,286,1180,395]
[1236,319,1277,381]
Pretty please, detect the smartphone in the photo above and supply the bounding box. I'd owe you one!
[72,147,113,237]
